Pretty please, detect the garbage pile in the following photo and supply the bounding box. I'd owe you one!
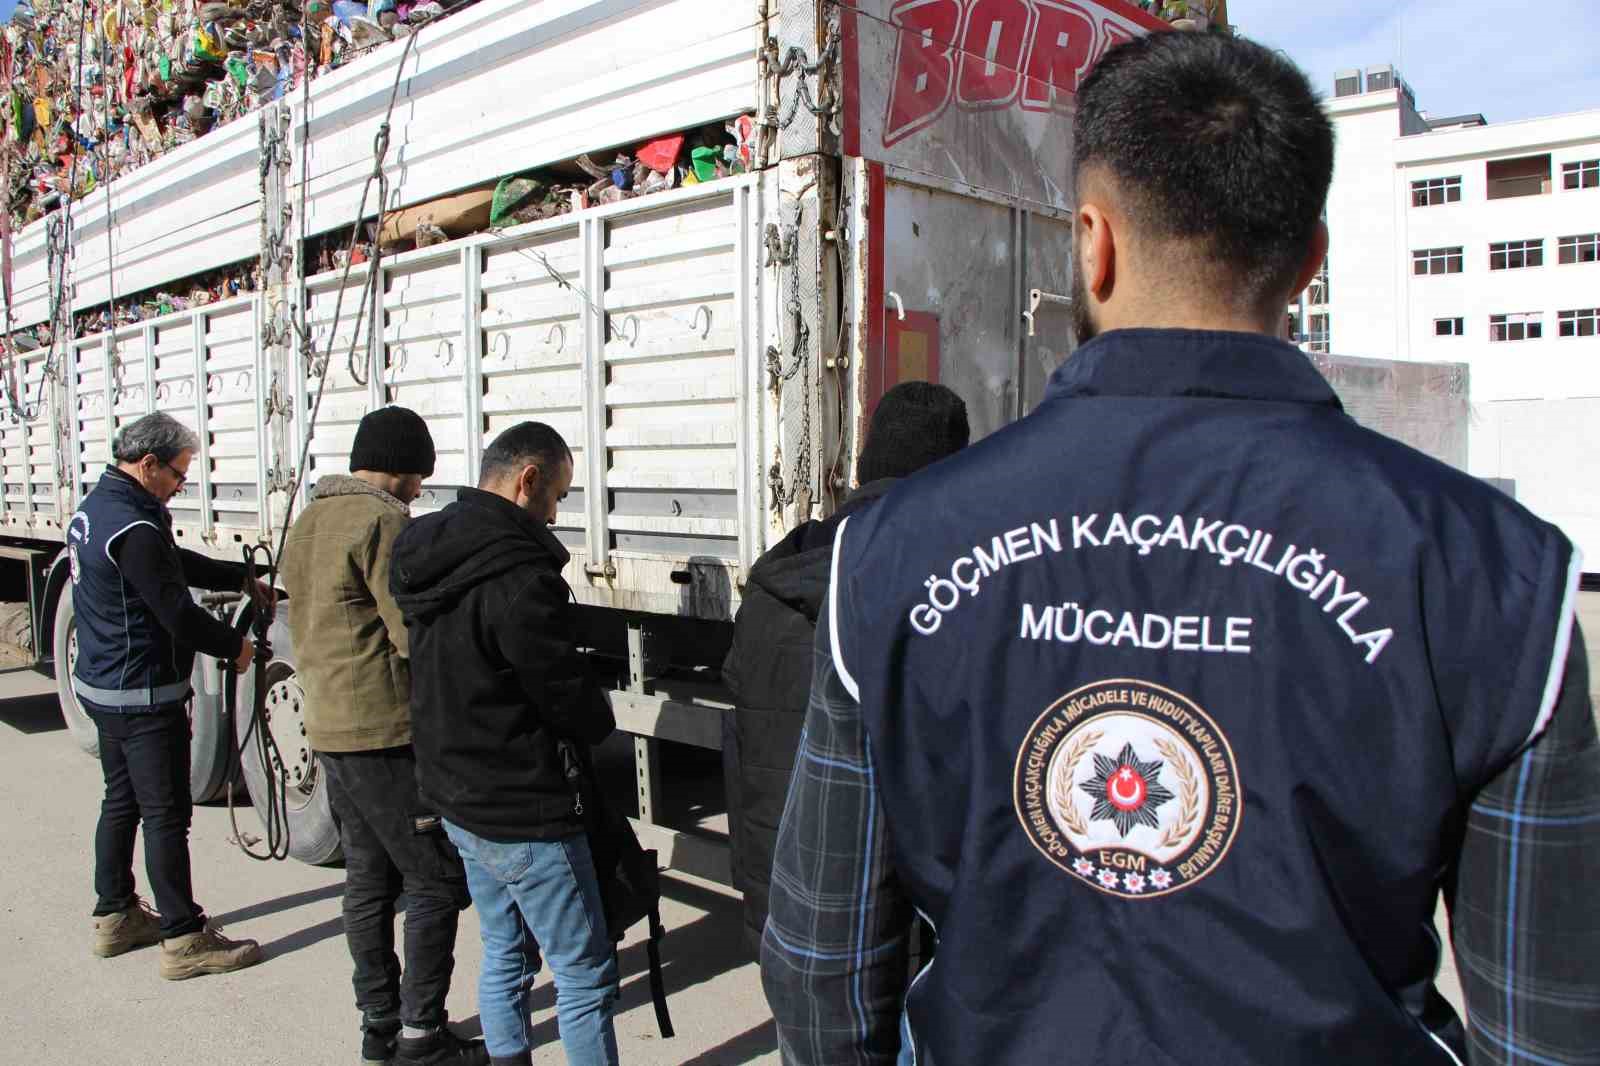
[305,116,758,269]
[69,258,260,337]
[49,113,755,339]
[482,117,758,230]
[1137,0,1227,30]
[0,1,475,232]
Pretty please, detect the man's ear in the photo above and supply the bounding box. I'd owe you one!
[1077,201,1116,302]
[518,463,542,501]
[1288,220,1330,304]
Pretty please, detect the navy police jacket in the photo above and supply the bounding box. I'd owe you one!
[68,467,196,711]
[828,330,1580,1064]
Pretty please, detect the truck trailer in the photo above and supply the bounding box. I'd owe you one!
[1,0,1465,879]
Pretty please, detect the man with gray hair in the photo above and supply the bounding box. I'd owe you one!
[71,411,265,979]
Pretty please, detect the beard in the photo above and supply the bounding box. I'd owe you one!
[1070,264,1096,346]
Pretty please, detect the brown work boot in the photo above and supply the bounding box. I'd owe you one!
[92,897,162,958]
[159,922,263,980]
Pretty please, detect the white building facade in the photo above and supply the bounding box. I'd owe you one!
[1311,68,1600,565]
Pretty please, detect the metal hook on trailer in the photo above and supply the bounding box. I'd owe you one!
[544,324,567,353]
[612,315,641,347]
[691,305,713,340]
[1024,288,1072,339]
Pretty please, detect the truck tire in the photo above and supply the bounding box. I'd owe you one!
[51,590,100,756]
[231,601,342,865]
[188,648,236,804]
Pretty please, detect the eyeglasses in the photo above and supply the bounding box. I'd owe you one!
[158,459,188,489]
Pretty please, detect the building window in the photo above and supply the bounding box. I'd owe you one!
[1411,176,1462,207]
[1489,313,1543,342]
[1558,309,1598,337]
[1558,233,1600,264]
[1486,154,1552,200]
[1412,247,1464,275]
[1489,239,1545,270]
[1307,313,1330,353]
[1434,317,1464,336]
[1563,160,1599,190]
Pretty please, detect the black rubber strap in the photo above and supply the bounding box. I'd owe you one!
[647,911,674,1038]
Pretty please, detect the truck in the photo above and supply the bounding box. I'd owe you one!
[1,0,1466,878]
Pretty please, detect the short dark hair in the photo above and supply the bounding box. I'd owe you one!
[479,422,572,486]
[1073,32,1333,309]
[856,381,970,484]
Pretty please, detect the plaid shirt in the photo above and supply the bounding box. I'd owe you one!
[1451,627,1600,1065]
[760,614,1600,1066]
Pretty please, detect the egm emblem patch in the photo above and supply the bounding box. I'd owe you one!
[1014,679,1242,899]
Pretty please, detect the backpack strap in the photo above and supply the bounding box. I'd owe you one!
[646,907,674,1038]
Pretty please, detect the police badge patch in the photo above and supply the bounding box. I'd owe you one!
[1014,679,1242,899]
[67,513,91,586]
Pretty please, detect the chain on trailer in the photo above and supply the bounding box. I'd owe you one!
[221,546,292,861]
[758,9,845,518]
[221,18,434,861]
[766,196,814,511]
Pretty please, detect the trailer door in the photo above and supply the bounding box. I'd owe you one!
[869,171,1077,440]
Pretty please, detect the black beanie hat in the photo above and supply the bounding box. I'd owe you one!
[350,406,437,477]
[856,381,970,485]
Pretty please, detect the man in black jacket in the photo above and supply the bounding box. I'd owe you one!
[721,382,969,951]
[391,422,620,1066]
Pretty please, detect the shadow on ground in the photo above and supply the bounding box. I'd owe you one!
[452,875,773,1063]
[212,883,343,927]
[0,689,64,735]
[262,915,348,960]
[676,1020,778,1065]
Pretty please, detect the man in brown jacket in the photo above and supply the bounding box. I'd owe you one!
[281,407,487,1066]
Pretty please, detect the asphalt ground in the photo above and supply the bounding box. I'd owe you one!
[0,667,777,1066]
[2,593,1594,1064]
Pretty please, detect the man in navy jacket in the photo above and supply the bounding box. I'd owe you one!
[760,31,1598,1066]
[72,412,265,979]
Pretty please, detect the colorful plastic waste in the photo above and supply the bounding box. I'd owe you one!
[0,2,764,341]
[635,134,684,176]
[690,145,720,183]
[0,0,490,235]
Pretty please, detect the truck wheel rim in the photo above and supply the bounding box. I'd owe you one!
[259,660,318,812]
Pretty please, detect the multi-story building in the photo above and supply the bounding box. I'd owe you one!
[1304,66,1600,564]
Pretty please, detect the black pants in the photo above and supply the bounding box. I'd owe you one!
[322,746,472,1030]
[89,703,206,940]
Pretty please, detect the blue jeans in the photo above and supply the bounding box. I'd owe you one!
[444,822,620,1064]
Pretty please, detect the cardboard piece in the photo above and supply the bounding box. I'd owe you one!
[379,186,497,248]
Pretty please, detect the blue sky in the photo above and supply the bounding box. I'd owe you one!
[1231,0,1600,123]
[0,1,15,22]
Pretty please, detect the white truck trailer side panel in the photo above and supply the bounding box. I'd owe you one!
[12,0,765,331]
[293,177,770,618]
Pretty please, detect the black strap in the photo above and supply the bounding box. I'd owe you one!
[560,739,672,1037]
[647,911,674,1038]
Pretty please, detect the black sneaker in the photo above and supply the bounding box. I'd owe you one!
[392,1029,490,1066]
[361,1025,399,1066]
